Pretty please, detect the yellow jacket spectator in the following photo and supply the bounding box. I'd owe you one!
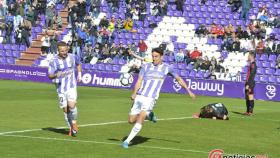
[108,21,115,33]
[123,18,133,31]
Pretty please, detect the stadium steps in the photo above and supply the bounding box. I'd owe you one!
[15,4,71,66]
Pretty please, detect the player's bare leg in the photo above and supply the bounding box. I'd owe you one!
[68,101,78,136]
[123,111,147,148]
[128,115,137,124]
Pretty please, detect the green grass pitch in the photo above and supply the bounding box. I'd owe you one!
[0,80,279,158]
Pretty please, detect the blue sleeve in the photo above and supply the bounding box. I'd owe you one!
[168,65,179,78]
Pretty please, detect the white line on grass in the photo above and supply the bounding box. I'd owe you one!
[0,116,193,135]
[1,134,209,154]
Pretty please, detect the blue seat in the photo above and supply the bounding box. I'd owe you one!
[112,65,121,72]
[265,68,275,75]
[180,70,189,77]
[105,64,113,71]
[268,55,276,61]
[260,75,269,83]
[257,68,265,74]
[268,76,276,83]
[0,57,7,64]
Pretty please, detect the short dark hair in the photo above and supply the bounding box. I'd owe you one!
[57,41,68,47]
[152,47,164,56]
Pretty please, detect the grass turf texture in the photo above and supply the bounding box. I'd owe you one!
[0,80,279,158]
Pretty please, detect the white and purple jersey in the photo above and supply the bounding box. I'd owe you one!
[48,54,80,94]
[137,62,178,99]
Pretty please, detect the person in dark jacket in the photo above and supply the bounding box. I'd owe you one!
[244,52,257,116]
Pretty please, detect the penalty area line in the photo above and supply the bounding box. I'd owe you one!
[0,116,193,135]
[0,134,209,154]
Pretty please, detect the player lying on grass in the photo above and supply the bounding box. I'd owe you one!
[122,48,196,148]
[48,41,82,137]
[193,103,229,120]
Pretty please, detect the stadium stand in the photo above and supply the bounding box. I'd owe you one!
[0,0,279,84]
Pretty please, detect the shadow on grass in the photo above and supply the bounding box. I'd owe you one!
[108,136,180,146]
[42,127,68,135]
[231,111,245,116]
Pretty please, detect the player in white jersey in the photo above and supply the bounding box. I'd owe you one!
[122,48,196,148]
[48,41,82,137]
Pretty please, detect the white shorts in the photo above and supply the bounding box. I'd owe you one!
[129,95,156,115]
[57,88,77,109]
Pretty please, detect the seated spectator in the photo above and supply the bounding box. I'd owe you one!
[195,25,209,37]
[99,16,109,28]
[227,0,242,12]
[123,17,133,31]
[276,57,280,69]
[256,40,265,54]
[190,47,202,62]
[116,18,124,32]
[175,49,185,62]
[131,6,139,21]
[199,56,211,71]
[209,23,224,39]
[108,18,115,33]
[222,69,233,81]
[109,43,118,58]
[232,37,241,52]
[224,24,235,38]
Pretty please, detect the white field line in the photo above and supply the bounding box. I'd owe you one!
[0,116,193,135]
[0,134,209,154]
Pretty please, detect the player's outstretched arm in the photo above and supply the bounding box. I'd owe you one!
[131,75,143,100]
[175,76,196,99]
[77,64,82,82]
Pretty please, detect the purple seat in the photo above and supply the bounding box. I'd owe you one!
[195,71,203,78]
[270,61,276,68]
[4,44,11,50]
[5,50,12,57]
[268,76,276,83]
[260,75,269,83]
[178,63,187,69]
[105,64,113,71]
[118,59,126,65]
[260,54,268,61]
[11,44,19,51]
[254,75,260,82]
[19,45,26,51]
[257,68,265,74]
[91,64,98,70]
[262,62,270,68]
[83,63,91,70]
[275,69,280,76]
[204,71,211,78]
[12,51,21,58]
[112,65,121,72]
[265,68,275,75]
[171,63,178,69]
[6,57,15,64]
[180,70,189,77]
[168,56,175,62]
[186,64,194,70]
[97,64,105,71]
[0,57,6,64]
[268,55,276,61]
[189,70,196,78]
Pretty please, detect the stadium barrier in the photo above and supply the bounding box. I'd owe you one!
[0,64,279,102]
